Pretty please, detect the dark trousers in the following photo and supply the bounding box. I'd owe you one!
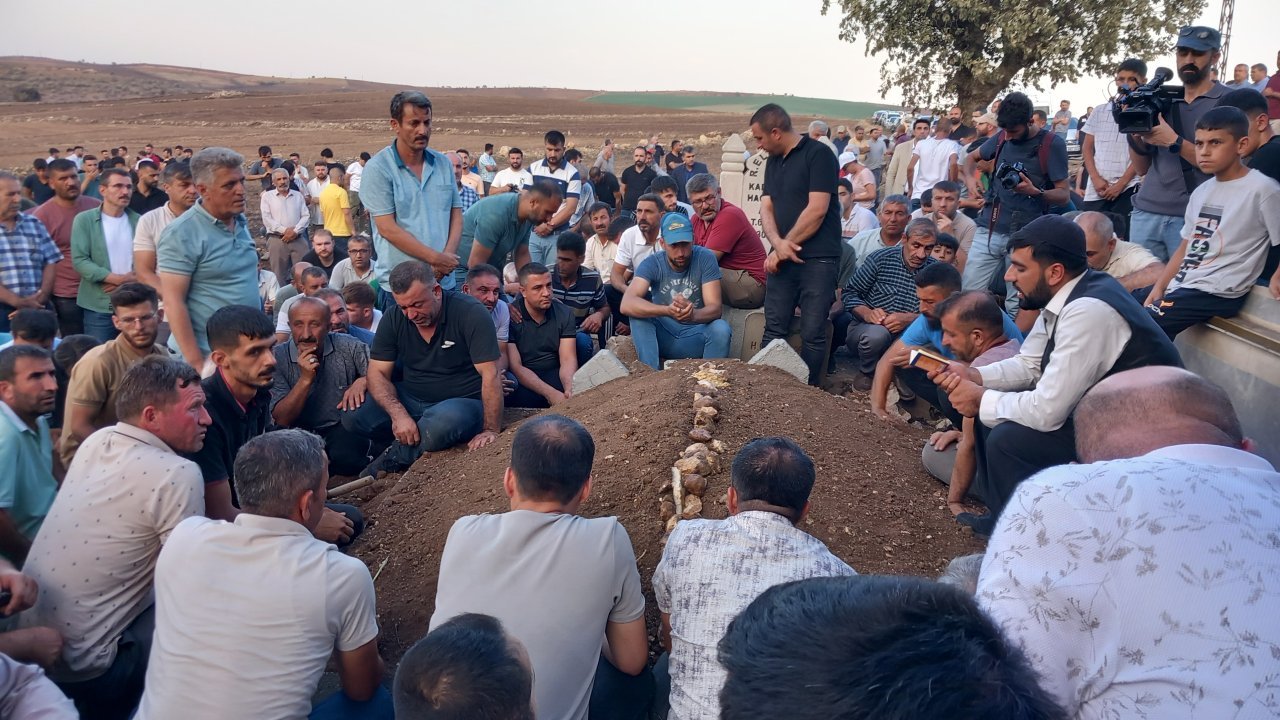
[1080,185,1138,221]
[326,503,365,547]
[589,655,654,720]
[506,367,564,409]
[53,295,83,337]
[317,423,372,476]
[58,605,154,720]
[342,383,484,467]
[604,284,626,329]
[975,419,1076,518]
[762,258,839,385]
[1133,285,1248,339]
[897,366,942,413]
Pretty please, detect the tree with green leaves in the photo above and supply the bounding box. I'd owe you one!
[821,0,1207,113]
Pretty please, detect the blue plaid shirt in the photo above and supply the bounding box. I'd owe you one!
[0,213,62,299]
[460,185,479,214]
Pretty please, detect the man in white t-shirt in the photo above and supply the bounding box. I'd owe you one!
[490,148,533,195]
[137,429,391,720]
[1075,211,1164,291]
[609,194,664,336]
[907,118,960,212]
[431,416,650,720]
[305,162,330,228]
[1140,107,1280,337]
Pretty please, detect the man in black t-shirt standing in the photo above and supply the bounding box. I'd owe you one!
[753,103,843,386]
[343,260,503,479]
[620,146,658,216]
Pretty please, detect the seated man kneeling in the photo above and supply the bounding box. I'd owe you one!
[508,262,579,409]
[621,213,731,370]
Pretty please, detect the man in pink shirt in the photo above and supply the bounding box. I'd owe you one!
[686,173,766,308]
[30,158,100,337]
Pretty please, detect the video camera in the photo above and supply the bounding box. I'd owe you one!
[1112,67,1185,134]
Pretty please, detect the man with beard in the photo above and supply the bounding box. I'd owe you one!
[1127,26,1229,262]
[344,261,502,480]
[490,148,533,195]
[846,194,911,272]
[930,215,1180,537]
[58,283,169,467]
[527,131,581,267]
[70,168,140,342]
[0,346,59,563]
[133,161,198,296]
[841,219,939,390]
[506,263,578,408]
[686,174,766,309]
[270,296,372,477]
[622,213,730,370]
[128,161,168,216]
[620,146,658,215]
[30,159,100,338]
[921,182,976,269]
[883,118,930,197]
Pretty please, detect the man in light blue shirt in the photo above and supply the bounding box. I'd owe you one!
[0,346,59,563]
[157,147,260,370]
[360,91,463,306]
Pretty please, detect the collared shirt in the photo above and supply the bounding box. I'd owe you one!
[690,200,767,285]
[270,333,369,431]
[259,188,309,236]
[654,511,855,720]
[138,513,378,720]
[978,444,1280,719]
[509,297,577,373]
[1081,100,1140,201]
[761,135,842,259]
[0,213,62,299]
[327,257,375,290]
[0,402,55,544]
[841,204,880,239]
[155,201,261,355]
[529,159,582,233]
[362,140,462,288]
[370,291,500,403]
[842,245,935,315]
[257,269,279,309]
[59,336,170,466]
[900,313,1023,359]
[132,202,181,254]
[977,273,1131,431]
[459,184,479,214]
[613,226,659,273]
[584,234,618,276]
[492,167,533,192]
[1101,239,1159,279]
[846,227,900,271]
[456,193,531,276]
[20,423,203,682]
[477,153,497,182]
[305,177,328,225]
[552,268,607,324]
[185,371,271,486]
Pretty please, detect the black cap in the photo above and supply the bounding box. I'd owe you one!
[1176,26,1221,52]
[1011,214,1086,261]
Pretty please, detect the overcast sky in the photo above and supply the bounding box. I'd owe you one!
[7,0,1275,113]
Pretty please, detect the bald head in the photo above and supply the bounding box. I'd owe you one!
[1074,367,1244,462]
[290,262,313,286]
[1075,211,1116,271]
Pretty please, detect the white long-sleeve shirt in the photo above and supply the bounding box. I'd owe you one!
[977,273,1131,432]
[259,189,309,236]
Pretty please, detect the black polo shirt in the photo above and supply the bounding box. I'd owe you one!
[621,165,658,212]
[185,370,271,485]
[761,135,842,259]
[371,290,501,403]
[510,297,577,373]
[129,187,169,216]
[592,171,620,208]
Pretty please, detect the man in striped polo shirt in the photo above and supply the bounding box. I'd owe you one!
[528,130,582,267]
[551,231,610,366]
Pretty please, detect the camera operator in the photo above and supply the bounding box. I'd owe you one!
[1127,26,1228,262]
[960,92,1070,315]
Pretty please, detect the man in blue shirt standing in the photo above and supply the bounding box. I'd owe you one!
[361,92,463,306]
[622,213,731,370]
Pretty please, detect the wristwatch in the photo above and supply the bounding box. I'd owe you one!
[1168,138,1183,155]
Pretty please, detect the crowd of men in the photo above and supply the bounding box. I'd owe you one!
[0,25,1276,718]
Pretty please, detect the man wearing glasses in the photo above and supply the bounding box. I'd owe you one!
[686,173,767,309]
[1127,26,1229,262]
[57,282,169,467]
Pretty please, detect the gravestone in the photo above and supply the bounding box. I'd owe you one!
[720,135,770,253]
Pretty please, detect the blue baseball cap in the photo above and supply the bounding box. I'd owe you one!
[661,212,694,244]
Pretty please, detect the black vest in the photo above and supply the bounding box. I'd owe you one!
[1042,270,1183,374]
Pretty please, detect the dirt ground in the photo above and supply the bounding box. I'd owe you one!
[347,357,985,661]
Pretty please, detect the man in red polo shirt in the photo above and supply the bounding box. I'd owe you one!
[686,173,766,308]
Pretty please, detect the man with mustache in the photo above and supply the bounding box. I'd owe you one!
[1127,26,1229,262]
[18,356,210,718]
[270,296,372,477]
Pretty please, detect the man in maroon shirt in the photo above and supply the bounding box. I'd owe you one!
[686,173,767,308]
[30,158,100,337]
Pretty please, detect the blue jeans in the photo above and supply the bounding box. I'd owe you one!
[528,229,559,268]
[962,227,1017,315]
[630,316,731,370]
[341,384,484,467]
[1129,208,1184,263]
[309,687,394,720]
[575,330,596,367]
[82,308,119,342]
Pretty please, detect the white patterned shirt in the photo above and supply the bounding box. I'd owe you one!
[1081,100,1140,202]
[653,511,855,720]
[978,444,1280,720]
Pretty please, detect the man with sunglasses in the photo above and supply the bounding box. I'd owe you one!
[1127,26,1228,263]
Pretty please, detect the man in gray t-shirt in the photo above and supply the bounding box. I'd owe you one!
[430,416,651,720]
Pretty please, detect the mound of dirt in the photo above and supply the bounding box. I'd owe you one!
[350,359,984,659]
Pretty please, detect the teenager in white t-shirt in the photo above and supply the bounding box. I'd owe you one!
[1142,106,1280,338]
[907,120,960,209]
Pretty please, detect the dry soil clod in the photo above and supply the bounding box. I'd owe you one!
[687,427,713,442]
[681,495,703,519]
[682,474,707,497]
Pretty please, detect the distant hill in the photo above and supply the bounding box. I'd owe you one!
[586,91,899,122]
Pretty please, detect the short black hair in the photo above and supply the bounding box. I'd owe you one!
[836,177,853,193]
[206,305,274,353]
[320,147,334,159]
[730,437,815,518]
[997,92,1034,129]
[31,158,47,171]
[1118,57,1148,77]
[915,260,961,293]
[388,261,437,294]
[557,231,586,256]
[10,309,57,342]
[649,175,679,195]
[605,216,634,240]
[0,345,52,383]
[508,147,523,156]
[1032,109,1049,124]
[920,188,934,207]
[393,613,533,720]
[635,192,664,213]
[750,103,793,133]
[510,415,594,504]
[587,201,611,218]
[484,143,494,152]
[52,335,100,375]
[935,233,960,252]
[360,151,372,161]
[161,160,192,184]
[912,117,930,129]
[109,282,159,313]
[516,262,551,284]
[98,167,130,188]
[341,281,377,308]
[465,263,501,285]
[932,180,960,196]
[528,178,563,201]
[1198,102,1252,141]
[544,130,566,147]
[257,146,272,157]
[564,148,583,163]
[46,158,77,175]
[1219,89,1269,120]
[718,575,1067,720]
[936,290,1005,336]
[392,90,432,122]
